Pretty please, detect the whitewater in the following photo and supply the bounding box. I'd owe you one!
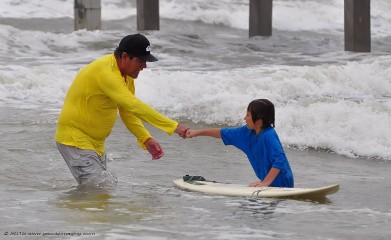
[1,0,390,160]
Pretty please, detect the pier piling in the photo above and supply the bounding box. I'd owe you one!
[137,0,160,31]
[74,0,101,31]
[72,0,372,52]
[249,0,272,37]
[344,0,371,52]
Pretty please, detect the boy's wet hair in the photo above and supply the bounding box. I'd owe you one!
[247,99,275,128]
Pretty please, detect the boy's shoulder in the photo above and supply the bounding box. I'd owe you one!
[261,127,278,137]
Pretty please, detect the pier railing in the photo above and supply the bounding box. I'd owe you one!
[74,0,371,52]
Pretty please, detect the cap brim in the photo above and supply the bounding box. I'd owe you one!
[138,54,158,62]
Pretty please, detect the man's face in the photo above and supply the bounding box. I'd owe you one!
[122,53,147,79]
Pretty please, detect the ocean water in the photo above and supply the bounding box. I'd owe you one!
[0,0,390,239]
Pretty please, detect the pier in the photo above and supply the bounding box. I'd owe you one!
[74,0,371,52]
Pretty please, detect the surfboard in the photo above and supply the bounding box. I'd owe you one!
[173,176,339,200]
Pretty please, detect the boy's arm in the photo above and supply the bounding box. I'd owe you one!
[186,128,221,138]
[249,167,281,187]
[261,167,281,186]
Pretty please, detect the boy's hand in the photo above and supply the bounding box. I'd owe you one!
[186,130,197,138]
[249,181,268,187]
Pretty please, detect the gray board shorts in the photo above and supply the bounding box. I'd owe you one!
[56,142,107,185]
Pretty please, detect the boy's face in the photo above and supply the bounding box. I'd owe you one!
[245,111,255,129]
[245,111,263,131]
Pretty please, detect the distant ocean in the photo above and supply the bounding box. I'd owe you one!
[1,1,391,240]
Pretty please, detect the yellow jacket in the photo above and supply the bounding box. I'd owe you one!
[55,54,178,156]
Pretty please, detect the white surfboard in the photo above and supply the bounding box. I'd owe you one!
[173,178,339,200]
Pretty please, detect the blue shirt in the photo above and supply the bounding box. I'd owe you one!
[221,126,294,187]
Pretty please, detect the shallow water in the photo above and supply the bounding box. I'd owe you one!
[1,0,391,239]
[1,107,390,240]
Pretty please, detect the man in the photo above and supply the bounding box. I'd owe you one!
[55,33,189,185]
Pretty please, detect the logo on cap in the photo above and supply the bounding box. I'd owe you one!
[146,46,151,53]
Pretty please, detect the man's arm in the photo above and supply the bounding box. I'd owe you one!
[101,72,179,136]
[119,107,152,149]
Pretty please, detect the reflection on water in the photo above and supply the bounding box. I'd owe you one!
[234,195,332,216]
[59,188,113,211]
[56,187,120,224]
[238,198,281,216]
[289,196,333,204]
[54,184,166,226]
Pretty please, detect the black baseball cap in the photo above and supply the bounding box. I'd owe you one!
[117,34,158,62]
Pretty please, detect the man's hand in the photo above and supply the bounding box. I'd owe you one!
[144,138,164,160]
[175,123,190,139]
